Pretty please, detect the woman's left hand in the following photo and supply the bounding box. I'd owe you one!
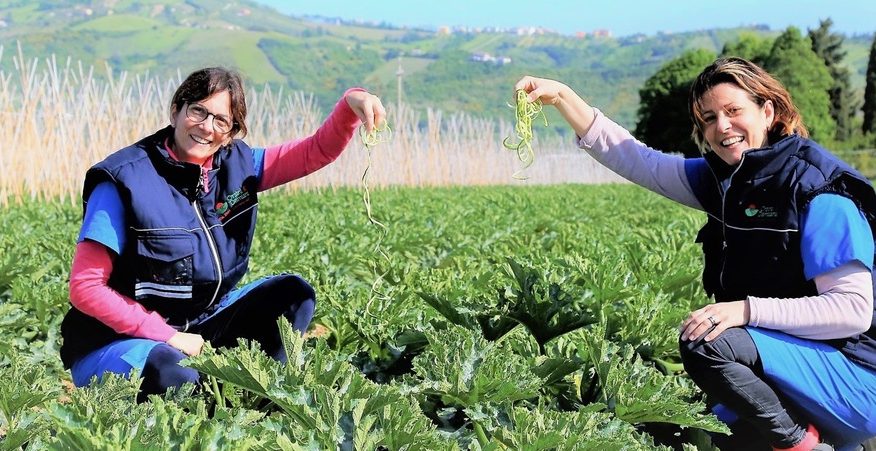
[345,90,387,133]
[679,300,750,343]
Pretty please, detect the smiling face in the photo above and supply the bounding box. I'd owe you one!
[698,82,775,165]
[169,90,232,164]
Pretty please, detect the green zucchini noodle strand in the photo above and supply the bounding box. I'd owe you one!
[359,121,393,148]
[358,122,392,316]
[502,89,548,180]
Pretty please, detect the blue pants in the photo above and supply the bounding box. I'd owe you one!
[681,326,876,451]
[748,327,876,449]
[71,274,316,397]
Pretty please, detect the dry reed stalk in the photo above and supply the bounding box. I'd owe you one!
[0,47,625,205]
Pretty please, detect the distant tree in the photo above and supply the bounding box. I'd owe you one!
[809,18,857,140]
[721,32,772,65]
[764,27,836,143]
[864,34,876,134]
[635,48,716,158]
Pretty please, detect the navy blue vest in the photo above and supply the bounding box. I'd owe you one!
[60,126,259,367]
[692,134,876,370]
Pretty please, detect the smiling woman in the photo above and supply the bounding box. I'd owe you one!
[514,57,876,449]
[167,71,244,164]
[694,83,775,165]
[58,66,388,401]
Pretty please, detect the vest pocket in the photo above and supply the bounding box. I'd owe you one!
[134,234,194,300]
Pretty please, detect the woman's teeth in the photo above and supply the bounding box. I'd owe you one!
[721,136,743,147]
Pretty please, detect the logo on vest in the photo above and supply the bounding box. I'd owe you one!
[744,203,777,218]
[216,186,251,221]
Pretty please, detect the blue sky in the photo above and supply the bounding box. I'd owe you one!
[254,0,875,37]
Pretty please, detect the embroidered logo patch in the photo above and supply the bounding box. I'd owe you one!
[216,186,251,221]
[744,203,778,218]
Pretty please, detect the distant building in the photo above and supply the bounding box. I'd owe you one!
[470,52,490,62]
[624,33,647,43]
[470,52,512,65]
[515,26,536,36]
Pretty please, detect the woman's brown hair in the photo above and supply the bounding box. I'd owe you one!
[170,67,248,138]
[689,57,806,151]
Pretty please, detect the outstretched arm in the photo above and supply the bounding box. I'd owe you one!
[257,88,386,191]
[514,76,701,209]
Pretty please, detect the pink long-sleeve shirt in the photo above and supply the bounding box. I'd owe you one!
[68,92,362,342]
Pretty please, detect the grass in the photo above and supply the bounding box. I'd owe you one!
[186,30,286,84]
[71,14,164,33]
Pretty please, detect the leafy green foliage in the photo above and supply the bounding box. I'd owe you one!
[574,322,729,434]
[864,34,876,134]
[635,49,717,157]
[3,185,736,448]
[721,32,773,65]
[49,374,285,450]
[411,327,543,407]
[499,258,599,353]
[765,27,836,142]
[809,18,859,140]
[187,318,452,449]
[0,350,60,450]
[489,407,671,451]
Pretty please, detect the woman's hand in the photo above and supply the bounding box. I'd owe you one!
[167,331,205,356]
[513,76,596,137]
[680,300,751,343]
[345,90,387,133]
[514,75,571,106]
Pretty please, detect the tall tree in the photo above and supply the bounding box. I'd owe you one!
[808,18,857,141]
[635,48,716,158]
[722,32,772,65]
[764,27,836,143]
[864,33,876,134]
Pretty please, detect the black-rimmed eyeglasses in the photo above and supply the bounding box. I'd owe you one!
[185,103,234,134]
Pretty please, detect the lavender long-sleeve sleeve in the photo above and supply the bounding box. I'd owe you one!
[577,108,702,210]
[749,262,873,339]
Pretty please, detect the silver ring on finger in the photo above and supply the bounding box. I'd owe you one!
[707,315,718,327]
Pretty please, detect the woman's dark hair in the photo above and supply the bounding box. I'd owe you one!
[689,57,805,151]
[170,67,248,138]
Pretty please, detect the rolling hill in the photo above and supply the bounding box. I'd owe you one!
[0,0,871,129]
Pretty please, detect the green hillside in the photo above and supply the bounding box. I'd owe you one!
[0,0,871,129]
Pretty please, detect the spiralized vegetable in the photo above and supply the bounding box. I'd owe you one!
[358,122,392,314]
[503,89,547,180]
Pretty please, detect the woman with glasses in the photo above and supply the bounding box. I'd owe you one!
[59,67,386,400]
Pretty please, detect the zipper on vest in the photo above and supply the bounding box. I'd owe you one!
[719,153,747,291]
[192,199,223,310]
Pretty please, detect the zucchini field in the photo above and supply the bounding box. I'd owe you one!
[1,184,730,450]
